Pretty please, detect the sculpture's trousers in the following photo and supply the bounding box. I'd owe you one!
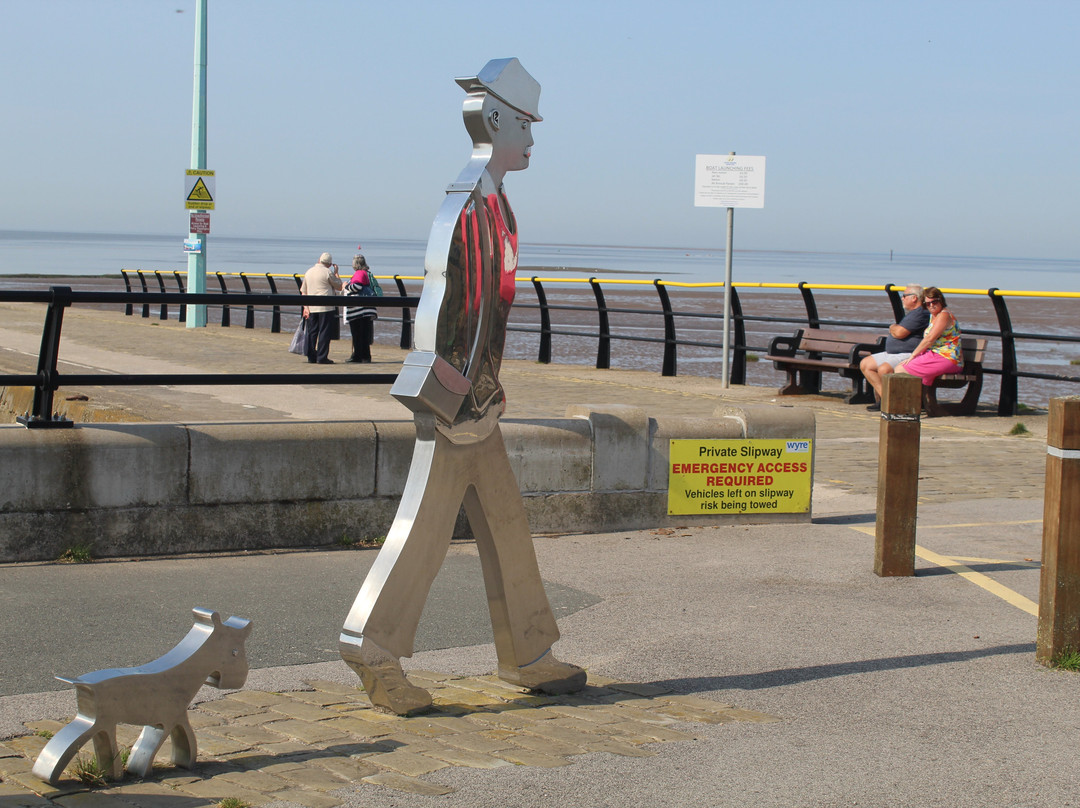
[341,416,560,667]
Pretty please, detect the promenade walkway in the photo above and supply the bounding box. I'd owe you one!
[0,303,1075,807]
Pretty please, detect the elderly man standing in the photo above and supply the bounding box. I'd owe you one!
[301,252,342,364]
[860,284,929,411]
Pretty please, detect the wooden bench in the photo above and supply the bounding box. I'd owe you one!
[764,328,885,404]
[922,337,987,417]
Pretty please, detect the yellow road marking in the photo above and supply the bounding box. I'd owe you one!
[950,556,1041,567]
[914,545,1039,616]
[846,526,1040,616]
[915,519,1042,530]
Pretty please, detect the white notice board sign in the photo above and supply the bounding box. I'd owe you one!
[694,155,766,208]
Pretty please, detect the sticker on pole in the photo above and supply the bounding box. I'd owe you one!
[668,438,812,514]
[189,212,210,234]
[184,169,215,210]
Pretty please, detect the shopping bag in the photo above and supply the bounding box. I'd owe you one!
[288,318,307,355]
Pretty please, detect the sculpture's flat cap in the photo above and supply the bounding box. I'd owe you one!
[456,58,542,121]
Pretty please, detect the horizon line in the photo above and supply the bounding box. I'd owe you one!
[1,227,1078,266]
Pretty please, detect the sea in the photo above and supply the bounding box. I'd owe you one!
[1,229,1079,292]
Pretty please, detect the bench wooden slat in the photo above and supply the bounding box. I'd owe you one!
[762,355,854,372]
[768,328,884,404]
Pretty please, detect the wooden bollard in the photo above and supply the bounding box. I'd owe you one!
[1036,395,1080,665]
[874,373,923,576]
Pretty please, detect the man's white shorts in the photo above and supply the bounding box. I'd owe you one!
[868,351,912,369]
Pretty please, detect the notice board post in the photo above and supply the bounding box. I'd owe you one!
[694,153,766,388]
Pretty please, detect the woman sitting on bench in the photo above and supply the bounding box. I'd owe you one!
[895,287,962,385]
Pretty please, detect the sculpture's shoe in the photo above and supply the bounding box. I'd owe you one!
[499,650,587,694]
[339,634,432,715]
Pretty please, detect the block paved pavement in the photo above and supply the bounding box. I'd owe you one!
[1,673,777,804]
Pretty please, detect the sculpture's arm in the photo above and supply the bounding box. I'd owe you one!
[390,186,484,424]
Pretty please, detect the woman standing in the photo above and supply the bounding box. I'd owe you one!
[342,254,377,363]
[895,287,962,385]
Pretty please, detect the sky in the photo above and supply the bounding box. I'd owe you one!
[3,0,1078,260]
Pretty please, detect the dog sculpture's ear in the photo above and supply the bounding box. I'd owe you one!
[224,616,253,637]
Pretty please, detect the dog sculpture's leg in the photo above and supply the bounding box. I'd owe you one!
[170,716,197,768]
[32,717,99,784]
[126,714,196,776]
[91,725,122,781]
[127,725,168,778]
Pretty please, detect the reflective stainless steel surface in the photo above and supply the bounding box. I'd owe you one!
[33,608,252,784]
[342,59,584,714]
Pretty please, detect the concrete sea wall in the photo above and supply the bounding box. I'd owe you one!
[0,404,814,563]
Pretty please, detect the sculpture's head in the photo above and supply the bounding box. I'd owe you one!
[457,58,541,178]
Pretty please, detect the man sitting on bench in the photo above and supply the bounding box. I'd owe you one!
[859,284,928,411]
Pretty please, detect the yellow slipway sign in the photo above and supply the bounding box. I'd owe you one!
[184,169,215,210]
[668,438,812,515]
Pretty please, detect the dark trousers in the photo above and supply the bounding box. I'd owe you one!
[349,317,374,361]
[305,311,335,363]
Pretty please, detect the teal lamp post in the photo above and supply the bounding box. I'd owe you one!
[186,0,209,328]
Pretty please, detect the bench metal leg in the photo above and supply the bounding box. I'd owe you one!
[955,374,984,414]
[923,386,945,418]
[923,375,983,417]
[799,369,822,395]
[845,376,876,405]
[777,369,806,396]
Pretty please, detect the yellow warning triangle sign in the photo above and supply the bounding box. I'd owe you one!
[187,177,214,203]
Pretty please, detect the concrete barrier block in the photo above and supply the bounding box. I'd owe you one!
[565,404,649,491]
[373,420,417,497]
[713,404,818,495]
[188,422,377,505]
[503,419,592,492]
[0,424,188,512]
[713,403,815,440]
[647,415,747,491]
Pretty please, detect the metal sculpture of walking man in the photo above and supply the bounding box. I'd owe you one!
[339,58,586,714]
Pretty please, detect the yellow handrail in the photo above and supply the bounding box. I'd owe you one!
[118,269,1080,299]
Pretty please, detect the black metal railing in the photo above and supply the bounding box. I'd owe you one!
[508,277,1080,417]
[15,272,1080,421]
[121,269,416,346]
[1,286,418,428]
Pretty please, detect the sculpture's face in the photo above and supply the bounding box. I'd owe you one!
[490,108,534,173]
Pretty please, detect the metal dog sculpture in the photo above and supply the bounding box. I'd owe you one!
[33,607,252,784]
